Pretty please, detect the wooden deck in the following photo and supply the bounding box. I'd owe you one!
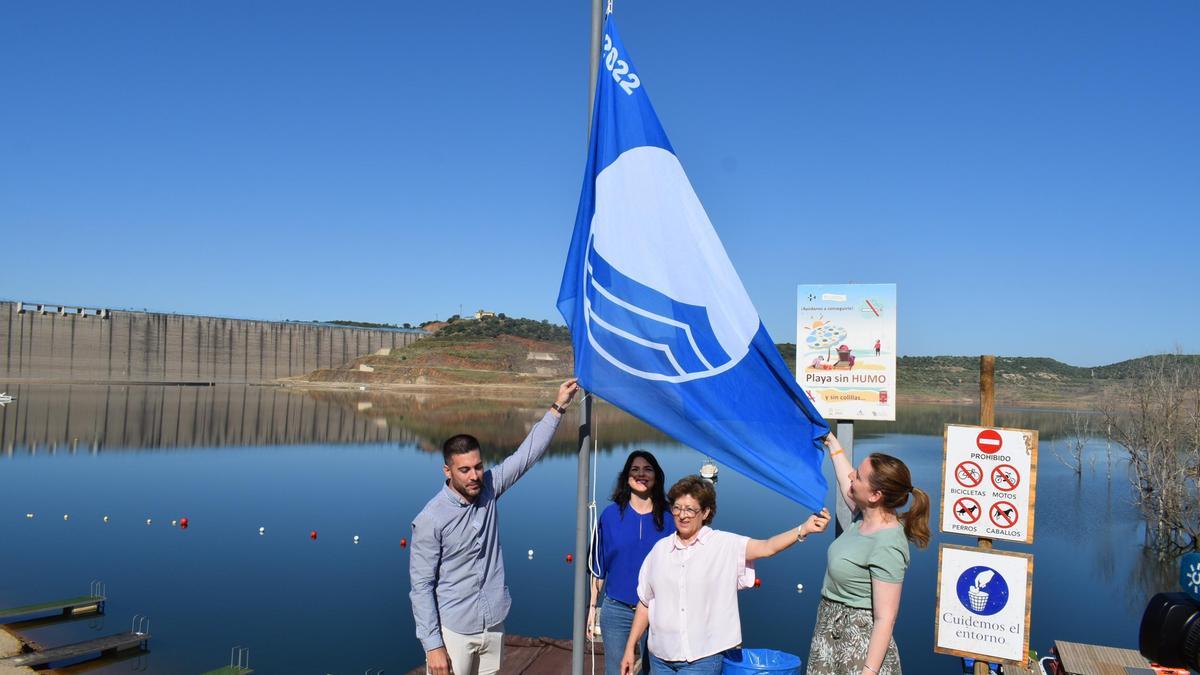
[0,595,104,623]
[405,635,606,675]
[0,631,148,668]
[1054,640,1160,675]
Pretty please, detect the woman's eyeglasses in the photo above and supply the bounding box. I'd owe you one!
[670,505,701,517]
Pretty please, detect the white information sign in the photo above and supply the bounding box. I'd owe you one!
[941,424,1038,544]
[935,544,1032,665]
[795,283,896,421]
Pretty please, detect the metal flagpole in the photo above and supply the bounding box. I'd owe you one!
[572,394,593,675]
[834,420,854,536]
[572,4,603,674]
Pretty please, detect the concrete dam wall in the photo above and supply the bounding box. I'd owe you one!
[0,301,427,383]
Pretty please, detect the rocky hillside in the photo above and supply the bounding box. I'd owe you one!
[299,318,1199,406]
[302,317,572,386]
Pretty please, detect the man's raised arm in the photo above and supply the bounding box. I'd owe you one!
[492,379,579,497]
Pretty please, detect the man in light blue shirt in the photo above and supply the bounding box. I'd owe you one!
[410,378,579,675]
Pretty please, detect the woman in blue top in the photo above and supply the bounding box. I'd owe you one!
[589,450,675,675]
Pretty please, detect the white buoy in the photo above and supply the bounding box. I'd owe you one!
[353,535,360,544]
[171,519,178,527]
[527,549,534,558]
[63,514,70,521]
[259,526,266,535]
[796,583,804,593]
[146,518,153,525]
[103,516,109,523]
[25,513,33,519]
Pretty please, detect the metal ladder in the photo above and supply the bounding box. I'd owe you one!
[229,645,250,672]
[130,614,151,641]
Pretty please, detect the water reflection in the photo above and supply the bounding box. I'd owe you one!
[306,388,671,460]
[0,383,416,454]
[0,384,674,459]
[2,383,1098,459]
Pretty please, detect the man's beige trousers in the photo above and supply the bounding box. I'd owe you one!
[430,622,504,675]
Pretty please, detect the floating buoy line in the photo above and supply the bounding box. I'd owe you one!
[17,512,596,563]
[16,509,821,634]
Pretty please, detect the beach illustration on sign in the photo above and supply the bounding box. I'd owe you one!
[800,317,888,374]
[804,319,846,362]
[798,286,893,373]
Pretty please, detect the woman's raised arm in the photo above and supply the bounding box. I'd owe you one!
[825,433,859,516]
[745,509,831,561]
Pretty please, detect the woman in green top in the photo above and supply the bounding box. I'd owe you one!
[806,434,931,675]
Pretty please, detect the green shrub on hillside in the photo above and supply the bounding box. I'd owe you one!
[431,316,571,343]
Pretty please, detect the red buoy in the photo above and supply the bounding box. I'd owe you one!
[566,554,574,563]
[754,578,762,588]
[179,517,189,529]
[400,538,408,548]
[310,530,318,540]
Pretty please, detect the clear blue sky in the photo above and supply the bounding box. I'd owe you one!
[2,1,1197,366]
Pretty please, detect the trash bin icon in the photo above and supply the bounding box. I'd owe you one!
[968,585,989,612]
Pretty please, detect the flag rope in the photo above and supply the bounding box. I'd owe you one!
[585,391,601,675]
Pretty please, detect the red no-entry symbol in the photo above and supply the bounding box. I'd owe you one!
[952,497,981,525]
[991,464,1020,492]
[954,461,983,488]
[976,429,1004,454]
[990,501,1019,529]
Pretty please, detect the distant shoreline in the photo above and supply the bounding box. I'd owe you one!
[0,377,1100,413]
[277,379,1097,412]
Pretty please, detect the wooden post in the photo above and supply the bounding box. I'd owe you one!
[980,355,995,428]
[975,355,995,675]
[978,355,995,552]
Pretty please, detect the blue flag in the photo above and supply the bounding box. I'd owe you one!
[557,17,830,510]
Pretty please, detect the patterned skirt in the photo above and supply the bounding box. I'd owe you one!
[806,597,902,675]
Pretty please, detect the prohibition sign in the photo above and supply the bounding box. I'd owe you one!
[990,500,1019,529]
[991,464,1020,492]
[952,497,981,525]
[976,429,1004,454]
[954,461,983,488]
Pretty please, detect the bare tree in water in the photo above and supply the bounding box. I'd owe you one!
[1055,411,1090,477]
[1099,354,1200,556]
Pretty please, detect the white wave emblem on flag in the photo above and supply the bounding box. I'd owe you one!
[584,146,759,383]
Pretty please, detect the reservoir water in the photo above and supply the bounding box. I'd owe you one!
[0,384,1165,673]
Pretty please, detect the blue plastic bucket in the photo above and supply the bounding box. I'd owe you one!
[721,648,802,675]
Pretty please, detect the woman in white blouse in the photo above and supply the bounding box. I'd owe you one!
[620,475,831,674]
